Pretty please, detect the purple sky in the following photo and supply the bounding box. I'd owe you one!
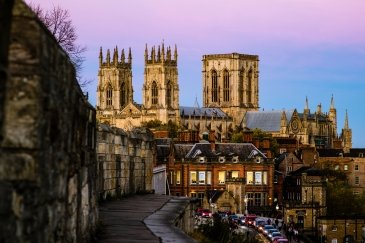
[27,0,365,148]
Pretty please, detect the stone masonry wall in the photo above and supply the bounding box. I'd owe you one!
[0,1,98,242]
[97,124,154,199]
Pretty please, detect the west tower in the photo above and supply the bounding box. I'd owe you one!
[96,47,133,125]
[142,43,180,124]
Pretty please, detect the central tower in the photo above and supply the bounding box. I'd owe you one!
[202,53,259,124]
[142,43,180,124]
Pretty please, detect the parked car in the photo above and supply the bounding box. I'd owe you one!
[268,231,282,241]
[262,225,275,235]
[271,236,286,242]
[255,219,266,231]
[201,209,212,217]
[245,214,257,227]
[272,238,288,243]
[266,228,279,238]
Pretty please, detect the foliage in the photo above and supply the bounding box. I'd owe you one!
[230,132,244,143]
[326,179,365,216]
[28,3,90,88]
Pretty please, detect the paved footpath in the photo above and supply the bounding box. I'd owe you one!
[97,194,196,243]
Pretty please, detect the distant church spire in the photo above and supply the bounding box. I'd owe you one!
[121,49,125,63]
[174,44,178,61]
[106,49,110,65]
[344,109,349,129]
[305,96,309,110]
[145,44,148,62]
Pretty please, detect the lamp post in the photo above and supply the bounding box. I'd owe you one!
[244,194,248,215]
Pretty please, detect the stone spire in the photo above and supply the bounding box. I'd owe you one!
[113,46,118,65]
[157,45,161,62]
[128,47,132,64]
[174,44,178,61]
[106,49,110,65]
[145,44,148,63]
[99,47,103,66]
[344,109,349,129]
[121,49,125,63]
[161,42,165,62]
[330,94,335,109]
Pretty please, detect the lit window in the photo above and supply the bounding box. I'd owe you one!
[170,171,174,184]
[344,165,348,171]
[263,171,268,185]
[231,171,239,178]
[218,171,226,184]
[176,170,181,185]
[247,171,254,185]
[190,171,197,184]
[334,165,339,170]
[199,171,206,184]
[207,171,212,185]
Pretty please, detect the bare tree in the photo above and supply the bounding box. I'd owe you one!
[28,3,91,88]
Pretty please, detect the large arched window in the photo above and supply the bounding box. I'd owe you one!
[106,84,113,106]
[247,69,253,103]
[223,70,230,102]
[211,70,218,102]
[151,81,158,105]
[166,81,172,107]
[120,82,126,106]
[239,69,244,104]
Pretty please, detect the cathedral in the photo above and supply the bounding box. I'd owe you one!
[96,43,351,149]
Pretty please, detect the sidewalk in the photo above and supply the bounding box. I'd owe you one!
[97,194,196,242]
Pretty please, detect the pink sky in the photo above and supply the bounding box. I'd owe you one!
[26,0,365,147]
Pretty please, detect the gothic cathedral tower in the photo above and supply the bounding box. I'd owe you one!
[142,43,180,124]
[96,47,133,125]
[202,53,259,125]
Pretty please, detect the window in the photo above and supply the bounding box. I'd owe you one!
[297,178,301,185]
[359,153,363,158]
[247,69,253,103]
[176,170,181,184]
[280,148,287,154]
[190,171,197,184]
[106,85,113,106]
[355,176,360,185]
[218,171,226,184]
[247,171,267,185]
[334,165,339,170]
[344,165,348,171]
[199,171,206,184]
[191,192,196,198]
[247,171,254,185]
[231,171,239,178]
[166,81,172,107]
[255,172,262,185]
[207,171,212,185]
[355,164,359,171]
[151,81,158,105]
[120,82,126,106]
[169,171,174,184]
[211,70,218,102]
[287,166,292,172]
[223,70,230,102]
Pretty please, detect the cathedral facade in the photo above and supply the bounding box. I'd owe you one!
[96,43,351,149]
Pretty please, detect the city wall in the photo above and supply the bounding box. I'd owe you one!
[0,0,98,242]
[96,124,154,199]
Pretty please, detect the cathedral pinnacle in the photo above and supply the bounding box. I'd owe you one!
[121,49,125,63]
[128,47,132,64]
[330,94,335,109]
[99,47,103,66]
[174,44,178,62]
[145,44,148,63]
[106,49,110,65]
[113,46,118,65]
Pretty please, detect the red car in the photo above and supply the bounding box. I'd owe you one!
[201,209,212,217]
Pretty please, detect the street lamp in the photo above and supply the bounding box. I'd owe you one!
[244,194,248,215]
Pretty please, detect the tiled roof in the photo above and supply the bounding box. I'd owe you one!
[175,142,266,161]
[180,106,230,119]
[245,110,294,132]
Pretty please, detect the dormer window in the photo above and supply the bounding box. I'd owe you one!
[232,156,239,163]
[219,156,225,163]
[199,156,205,163]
